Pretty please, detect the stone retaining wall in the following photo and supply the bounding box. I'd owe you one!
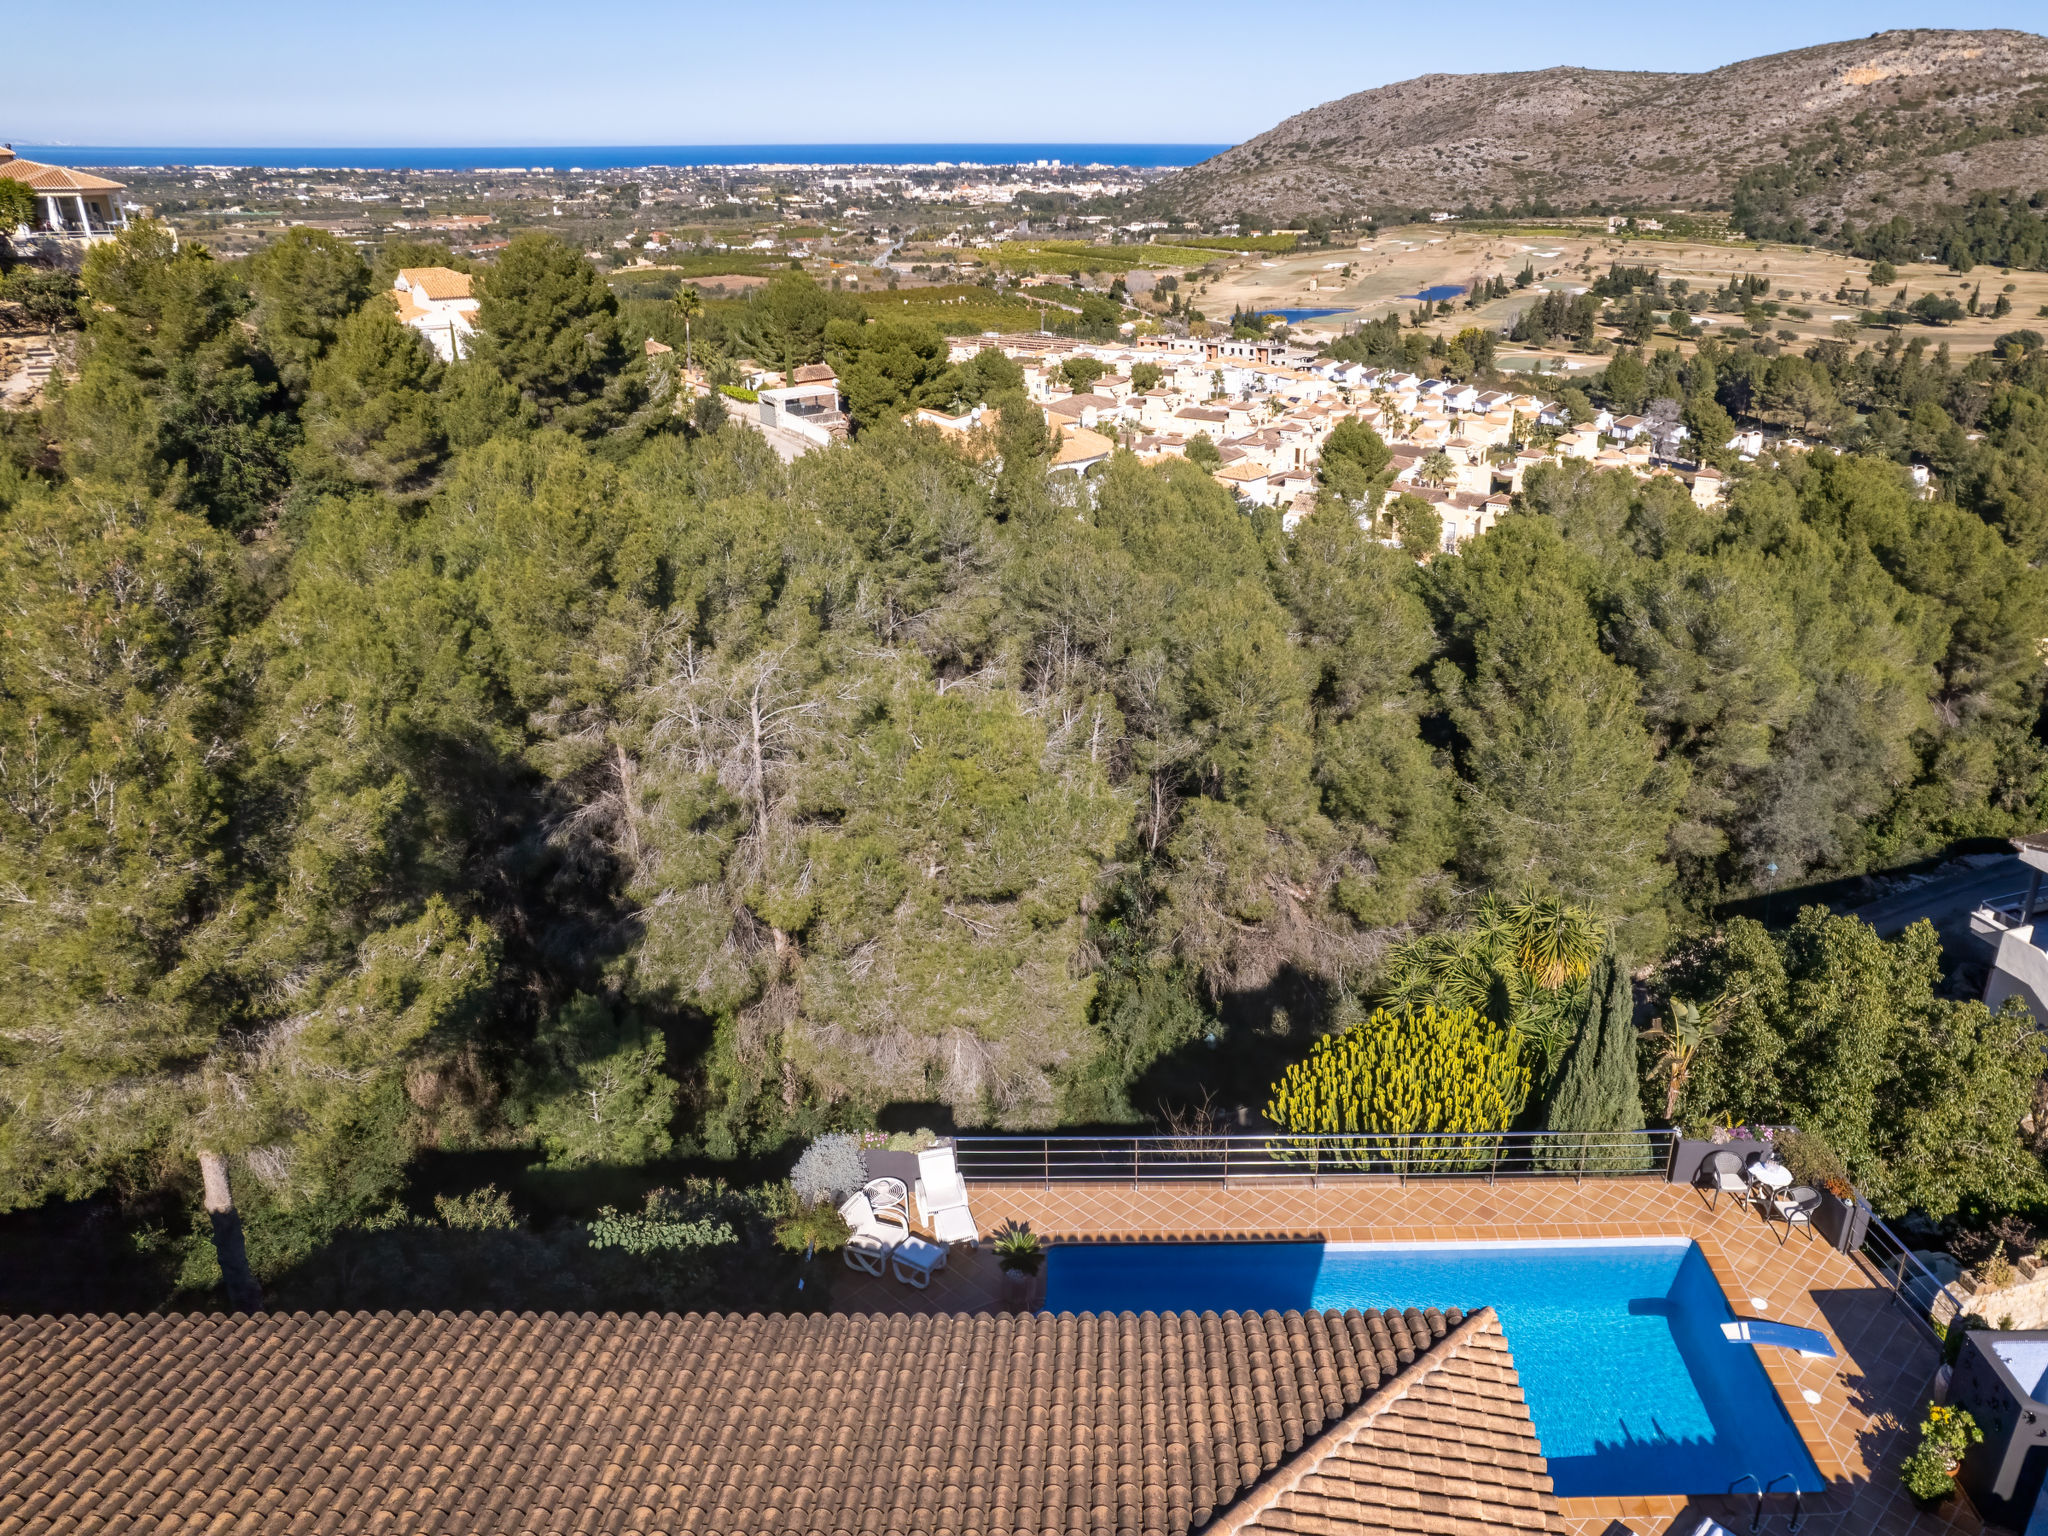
[1931,1255,2048,1329]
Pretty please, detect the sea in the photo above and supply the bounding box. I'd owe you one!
[12,144,1228,172]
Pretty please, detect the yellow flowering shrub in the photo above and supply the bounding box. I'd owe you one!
[1264,1004,1531,1170]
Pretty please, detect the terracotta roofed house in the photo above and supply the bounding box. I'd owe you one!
[0,146,126,243]
[0,1303,1563,1535]
[391,266,479,361]
[1051,424,1116,473]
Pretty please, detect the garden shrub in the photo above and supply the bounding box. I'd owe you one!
[791,1133,867,1207]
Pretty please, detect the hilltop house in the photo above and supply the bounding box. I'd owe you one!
[391,266,479,361]
[0,146,126,246]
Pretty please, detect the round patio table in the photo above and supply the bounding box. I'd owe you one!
[863,1177,907,1213]
[1745,1158,1792,1207]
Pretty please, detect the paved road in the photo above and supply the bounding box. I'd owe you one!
[1845,854,2028,941]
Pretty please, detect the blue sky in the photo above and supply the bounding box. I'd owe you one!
[8,1,2044,147]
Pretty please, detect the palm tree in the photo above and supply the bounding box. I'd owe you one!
[1642,997,1725,1122]
[1375,887,1605,1069]
[674,284,704,376]
[1503,888,1602,989]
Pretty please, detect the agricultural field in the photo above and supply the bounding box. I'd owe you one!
[1189,222,2048,363]
[860,283,1057,335]
[980,238,1302,274]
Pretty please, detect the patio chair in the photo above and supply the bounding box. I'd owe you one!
[914,1144,979,1249]
[1768,1184,1823,1245]
[839,1191,909,1277]
[1696,1149,1749,1211]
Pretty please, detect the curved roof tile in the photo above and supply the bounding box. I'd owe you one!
[0,1303,1559,1535]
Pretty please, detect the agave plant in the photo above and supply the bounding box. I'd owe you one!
[991,1221,1045,1276]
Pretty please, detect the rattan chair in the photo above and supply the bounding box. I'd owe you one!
[1696,1149,1749,1211]
[1769,1184,1823,1245]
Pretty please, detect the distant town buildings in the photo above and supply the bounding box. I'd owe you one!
[916,331,1728,549]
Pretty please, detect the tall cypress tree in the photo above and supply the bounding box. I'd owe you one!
[1542,954,1649,1169]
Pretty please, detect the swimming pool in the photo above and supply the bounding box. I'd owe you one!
[1257,306,1353,323]
[1044,1239,1822,1499]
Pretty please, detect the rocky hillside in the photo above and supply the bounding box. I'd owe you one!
[1160,30,2048,228]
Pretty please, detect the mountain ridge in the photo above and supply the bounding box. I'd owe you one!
[1159,30,2048,230]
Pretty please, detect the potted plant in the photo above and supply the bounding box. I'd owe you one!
[1779,1130,1870,1254]
[1813,1177,1871,1253]
[1900,1402,1983,1510]
[992,1222,1045,1312]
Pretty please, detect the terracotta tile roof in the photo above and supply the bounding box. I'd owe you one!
[793,362,837,385]
[1051,426,1115,467]
[1047,392,1117,415]
[0,158,124,193]
[1213,1308,1563,1536]
[394,266,473,301]
[0,1303,1557,1535]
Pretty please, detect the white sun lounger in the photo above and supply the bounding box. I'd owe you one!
[839,1191,909,1276]
[890,1234,948,1288]
[914,1145,979,1249]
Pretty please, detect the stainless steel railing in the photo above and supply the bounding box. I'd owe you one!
[951,1129,1678,1188]
[1855,1209,1950,1343]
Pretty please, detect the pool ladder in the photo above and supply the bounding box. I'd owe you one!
[1731,1472,1805,1533]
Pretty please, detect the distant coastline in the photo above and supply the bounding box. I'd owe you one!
[12,143,1228,171]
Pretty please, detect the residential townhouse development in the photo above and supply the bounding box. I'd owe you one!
[940,332,1730,553]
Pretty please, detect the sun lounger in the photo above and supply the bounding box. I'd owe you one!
[891,1234,947,1288]
[839,1191,909,1276]
[914,1145,979,1249]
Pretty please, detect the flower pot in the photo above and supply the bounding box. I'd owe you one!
[1814,1190,1871,1254]
[1667,1138,1719,1187]
[999,1267,1039,1313]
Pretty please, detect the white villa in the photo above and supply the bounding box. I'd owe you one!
[0,147,127,244]
[391,267,479,362]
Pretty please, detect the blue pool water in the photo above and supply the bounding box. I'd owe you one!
[1401,284,1469,302]
[1044,1239,1823,1499]
[1258,306,1353,323]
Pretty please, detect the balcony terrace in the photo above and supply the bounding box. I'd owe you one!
[835,1143,1964,1536]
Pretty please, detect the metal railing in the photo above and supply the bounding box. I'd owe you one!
[952,1129,1679,1188]
[1855,1209,1950,1344]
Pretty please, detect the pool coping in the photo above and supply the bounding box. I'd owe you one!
[1322,1235,1692,1252]
[843,1180,1958,1533]
[1047,1224,1853,1522]
[1695,1230,1848,1481]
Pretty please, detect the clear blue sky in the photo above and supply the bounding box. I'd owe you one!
[8,1,2044,148]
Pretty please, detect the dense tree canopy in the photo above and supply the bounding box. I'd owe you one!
[7,222,2048,1308]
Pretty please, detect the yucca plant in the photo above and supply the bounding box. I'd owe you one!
[1504,887,1604,990]
[992,1221,1044,1276]
[1374,888,1604,1073]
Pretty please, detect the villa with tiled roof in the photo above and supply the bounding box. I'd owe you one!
[0,1303,1561,1535]
[0,147,127,243]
